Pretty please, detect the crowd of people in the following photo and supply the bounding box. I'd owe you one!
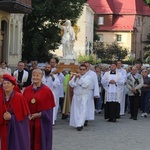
[0,58,150,149]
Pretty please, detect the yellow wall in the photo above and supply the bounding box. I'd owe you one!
[97,31,132,57]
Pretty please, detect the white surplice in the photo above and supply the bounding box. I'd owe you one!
[42,74,60,124]
[85,70,100,120]
[69,74,91,127]
[57,72,65,98]
[116,68,127,115]
[102,71,125,103]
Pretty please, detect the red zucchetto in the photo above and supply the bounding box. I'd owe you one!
[3,74,17,85]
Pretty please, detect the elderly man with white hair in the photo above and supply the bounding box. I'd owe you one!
[126,66,143,120]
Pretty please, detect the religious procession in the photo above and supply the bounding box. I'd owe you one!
[1,0,150,149]
[0,57,150,150]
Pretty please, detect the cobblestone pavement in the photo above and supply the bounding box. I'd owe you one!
[53,112,150,150]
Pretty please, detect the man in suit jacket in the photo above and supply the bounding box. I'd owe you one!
[13,61,30,91]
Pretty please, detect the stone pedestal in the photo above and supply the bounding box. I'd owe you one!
[59,55,78,65]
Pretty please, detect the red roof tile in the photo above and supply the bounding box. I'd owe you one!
[113,0,136,14]
[99,15,135,31]
[87,0,150,15]
[87,0,113,14]
[87,0,150,31]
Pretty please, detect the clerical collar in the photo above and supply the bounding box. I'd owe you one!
[110,71,116,74]
[19,70,23,73]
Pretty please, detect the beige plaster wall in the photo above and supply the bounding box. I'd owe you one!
[0,11,24,68]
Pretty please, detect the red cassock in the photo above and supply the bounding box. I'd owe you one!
[23,84,55,150]
[0,91,30,150]
[0,85,21,136]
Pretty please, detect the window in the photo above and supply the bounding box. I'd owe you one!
[116,34,122,42]
[98,17,104,25]
[137,17,140,26]
[98,34,103,42]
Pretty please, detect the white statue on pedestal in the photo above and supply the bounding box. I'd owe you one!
[58,19,76,59]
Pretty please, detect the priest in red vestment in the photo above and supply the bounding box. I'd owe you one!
[23,69,55,150]
[0,74,30,150]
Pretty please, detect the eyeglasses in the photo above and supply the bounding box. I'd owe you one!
[80,68,86,71]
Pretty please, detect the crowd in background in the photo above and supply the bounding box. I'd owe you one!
[0,58,150,149]
[0,59,150,121]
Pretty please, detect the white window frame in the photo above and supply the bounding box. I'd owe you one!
[116,34,122,42]
[98,17,104,25]
[98,34,103,42]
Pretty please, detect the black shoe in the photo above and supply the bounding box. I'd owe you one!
[61,114,68,120]
[108,118,116,122]
[76,127,82,131]
[108,118,113,122]
[144,113,148,118]
[133,117,137,120]
[129,117,133,119]
[84,120,88,127]
[112,118,116,122]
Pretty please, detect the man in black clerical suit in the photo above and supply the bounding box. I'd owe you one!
[13,61,30,90]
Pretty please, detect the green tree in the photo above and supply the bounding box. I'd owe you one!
[143,33,150,63]
[106,42,128,61]
[144,0,150,6]
[94,42,128,61]
[22,0,86,62]
[93,22,99,41]
[143,0,150,63]
[78,54,101,65]
[144,51,150,63]
[93,42,107,59]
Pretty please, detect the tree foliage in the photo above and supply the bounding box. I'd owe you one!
[93,21,99,41]
[78,54,101,65]
[144,51,150,63]
[22,0,86,62]
[144,0,150,6]
[93,42,107,58]
[143,0,150,63]
[143,33,150,63]
[93,42,128,61]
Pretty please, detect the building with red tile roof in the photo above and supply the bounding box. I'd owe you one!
[87,0,150,59]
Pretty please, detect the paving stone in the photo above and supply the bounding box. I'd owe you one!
[53,112,150,150]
